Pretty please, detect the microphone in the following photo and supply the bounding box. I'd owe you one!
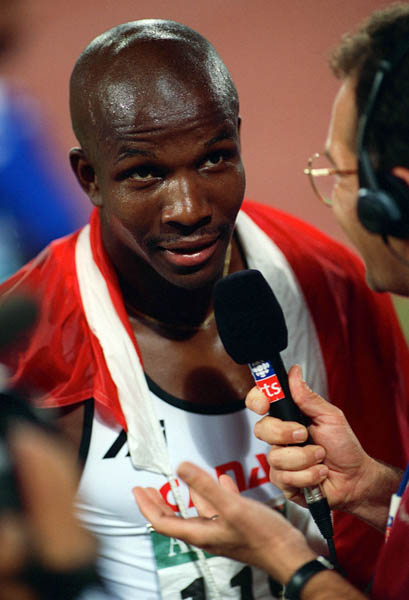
[213,269,335,553]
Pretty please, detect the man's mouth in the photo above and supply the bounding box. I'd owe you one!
[159,236,221,268]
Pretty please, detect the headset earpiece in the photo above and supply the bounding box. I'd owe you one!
[358,172,409,238]
[357,40,409,239]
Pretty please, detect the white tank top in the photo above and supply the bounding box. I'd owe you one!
[76,378,326,600]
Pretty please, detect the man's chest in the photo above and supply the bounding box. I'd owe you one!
[130,321,255,405]
[76,395,284,600]
[77,395,277,525]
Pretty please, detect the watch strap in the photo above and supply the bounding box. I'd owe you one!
[284,556,334,600]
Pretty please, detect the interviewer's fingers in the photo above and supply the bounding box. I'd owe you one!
[267,444,326,471]
[253,415,309,445]
[246,379,310,445]
[245,386,269,415]
[269,462,328,497]
[265,442,328,502]
[288,365,343,421]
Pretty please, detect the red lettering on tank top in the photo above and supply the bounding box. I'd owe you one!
[248,454,270,488]
[159,479,194,512]
[159,454,270,512]
[215,461,246,491]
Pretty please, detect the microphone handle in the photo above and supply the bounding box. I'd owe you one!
[248,355,334,541]
[265,355,310,428]
[248,354,309,431]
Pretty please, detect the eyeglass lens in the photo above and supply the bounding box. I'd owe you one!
[309,154,337,206]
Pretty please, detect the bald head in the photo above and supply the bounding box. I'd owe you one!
[70,20,239,156]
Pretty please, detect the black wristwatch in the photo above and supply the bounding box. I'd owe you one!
[284,556,334,600]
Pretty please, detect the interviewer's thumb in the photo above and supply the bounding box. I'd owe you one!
[288,364,334,419]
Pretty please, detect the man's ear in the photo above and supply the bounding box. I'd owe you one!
[69,148,102,207]
[392,166,409,188]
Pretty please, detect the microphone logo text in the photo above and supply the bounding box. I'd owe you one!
[249,360,285,403]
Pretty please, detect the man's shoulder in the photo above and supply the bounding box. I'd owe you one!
[0,229,92,401]
[241,199,364,279]
[0,230,81,297]
[241,199,350,250]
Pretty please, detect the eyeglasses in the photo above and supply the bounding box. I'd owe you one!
[304,153,358,206]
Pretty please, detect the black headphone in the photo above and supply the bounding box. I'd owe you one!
[357,38,409,239]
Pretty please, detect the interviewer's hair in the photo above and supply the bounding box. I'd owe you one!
[329,2,409,170]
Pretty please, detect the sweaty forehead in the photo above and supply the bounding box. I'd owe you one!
[96,70,234,135]
[73,33,238,150]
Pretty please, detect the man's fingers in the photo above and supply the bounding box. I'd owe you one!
[133,488,173,522]
[218,474,239,494]
[143,486,164,505]
[134,469,240,525]
[133,486,219,546]
[190,487,218,518]
[177,462,237,514]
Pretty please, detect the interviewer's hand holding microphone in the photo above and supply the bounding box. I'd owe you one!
[247,363,401,533]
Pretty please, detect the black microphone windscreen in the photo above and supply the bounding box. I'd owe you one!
[0,295,38,349]
[214,269,288,364]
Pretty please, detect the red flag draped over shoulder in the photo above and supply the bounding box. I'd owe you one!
[0,209,129,429]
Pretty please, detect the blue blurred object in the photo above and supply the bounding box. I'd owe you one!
[0,81,88,281]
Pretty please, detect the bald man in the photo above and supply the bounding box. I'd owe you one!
[1,19,409,599]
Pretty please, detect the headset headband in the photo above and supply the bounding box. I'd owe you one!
[357,37,409,191]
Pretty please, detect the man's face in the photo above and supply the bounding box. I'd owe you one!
[83,76,245,291]
[325,78,408,293]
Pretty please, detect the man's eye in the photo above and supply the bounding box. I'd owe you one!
[203,152,224,168]
[129,166,157,180]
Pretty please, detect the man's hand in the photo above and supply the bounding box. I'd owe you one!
[246,364,398,528]
[134,461,316,584]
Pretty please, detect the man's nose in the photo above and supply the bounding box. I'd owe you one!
[161,171,212,228]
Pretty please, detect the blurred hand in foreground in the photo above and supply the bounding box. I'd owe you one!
[0,424,97,600]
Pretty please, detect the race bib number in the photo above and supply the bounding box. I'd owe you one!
[150,530,283,599]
